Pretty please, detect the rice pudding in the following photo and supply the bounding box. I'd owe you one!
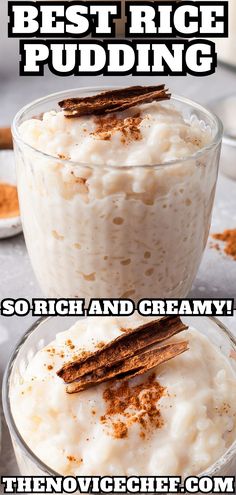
[10,314,236,477]
[13,87,222,299]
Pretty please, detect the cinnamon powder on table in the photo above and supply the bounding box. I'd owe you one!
[0,183,20,219]
[211,229,236,260]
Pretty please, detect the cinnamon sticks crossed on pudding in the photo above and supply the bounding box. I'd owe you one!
[59,85,171,118]
[58,316,188,394]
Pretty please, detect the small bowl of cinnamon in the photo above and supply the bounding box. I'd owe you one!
[0,128,22,239]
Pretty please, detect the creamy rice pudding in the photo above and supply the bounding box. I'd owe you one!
[13,87,222,299]
[10,315,236,477]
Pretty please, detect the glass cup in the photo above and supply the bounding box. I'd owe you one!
[2,315,236,479]
[12,89,223,301]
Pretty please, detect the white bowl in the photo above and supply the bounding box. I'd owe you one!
[0,150,22,239]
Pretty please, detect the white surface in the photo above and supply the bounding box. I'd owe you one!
[0,151,22,239]
[1,64,236,478]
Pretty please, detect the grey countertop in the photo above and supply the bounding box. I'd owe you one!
[1,62,236,477]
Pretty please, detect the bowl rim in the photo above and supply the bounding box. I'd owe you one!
[2,314,236,477]
[0,215,22,239]
[12,86,223,170]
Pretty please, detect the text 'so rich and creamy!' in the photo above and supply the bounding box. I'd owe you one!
[10,315,236,477]
[13,86,222,299]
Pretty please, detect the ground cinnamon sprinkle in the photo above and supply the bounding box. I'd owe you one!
[72,349,91,362]
[66,339,75,350]
[0,182,20,219]
[67,455,83,464]
[92,113,143,144]
[212,229,236,260]
[96,341,105,349]
[100,373,165,439]
[112,421,128,439]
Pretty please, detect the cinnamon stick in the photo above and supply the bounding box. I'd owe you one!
[57,316,188,384]
[67,341,188,394]
[59,85,171,118]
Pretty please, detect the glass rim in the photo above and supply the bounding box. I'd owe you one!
[12,86,223,171]
[2,315,236,477]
